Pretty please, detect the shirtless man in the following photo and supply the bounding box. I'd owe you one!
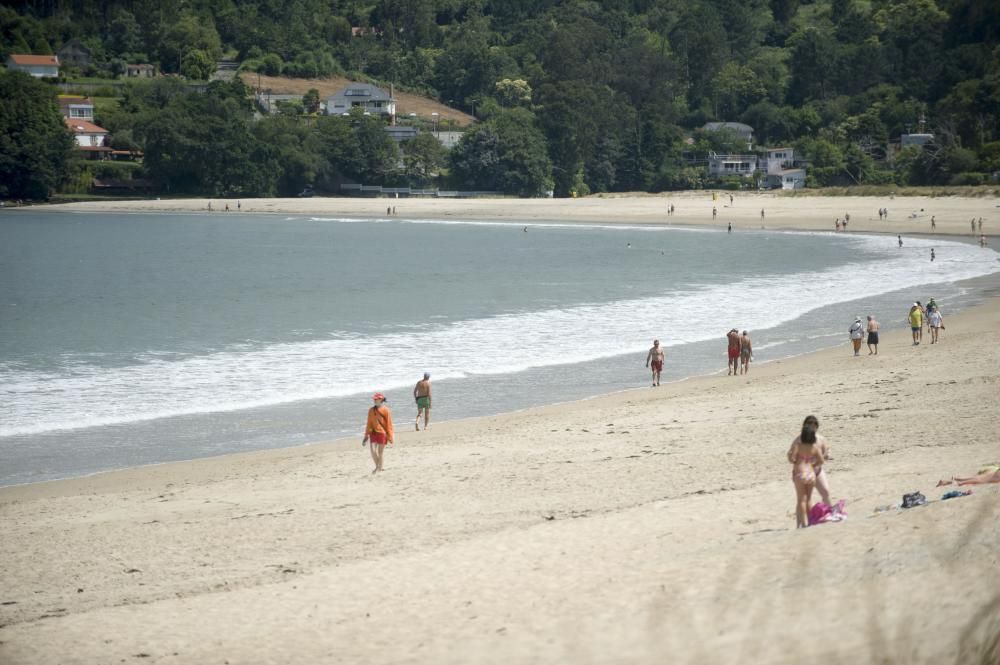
[866,315,879,355]
[739,330,753,374]
[726,329,741,376]
[645,340,664,387]
[413,373,432,431]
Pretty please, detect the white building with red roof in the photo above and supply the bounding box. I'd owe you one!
[65,118,111,158]
[6,54,60,78]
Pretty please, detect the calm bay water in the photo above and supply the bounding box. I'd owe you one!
[2,210,998,485]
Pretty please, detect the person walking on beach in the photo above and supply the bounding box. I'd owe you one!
[908,303,923,345]
[788,419,826,528]
[931,215,936,230]
[972,219,977,233]
[712,206,718,220]
[726,329,741,376]
[363,393,394,474]
[646,339,664,387]
[739,330,753,374]
[928,306,945,344]
[761,208,765,221]
[931,248,935,262]
[979,218,983,232]
[413,373,432,431]
[848,316,864,356]
[727,222,732,234]
[866,315,880,355]
[898,235,903,248]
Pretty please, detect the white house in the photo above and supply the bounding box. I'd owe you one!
[702,122,754,150]
[761,147,794,174]
[6,54,59,78]
[765,169,806,190]
[57,95,94,121]
[707,152,757,177]
[65,118,111,159]
[326,83,395,119]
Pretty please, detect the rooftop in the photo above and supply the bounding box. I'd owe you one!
[8,54,59,66]
[65,118,108,134]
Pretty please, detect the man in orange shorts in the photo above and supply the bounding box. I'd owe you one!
[727,328,741,376]
[363,392,394,474]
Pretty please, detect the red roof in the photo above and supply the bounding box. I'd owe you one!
[58,95,93,106]
[65,118,108,134]
[9,54,59,66]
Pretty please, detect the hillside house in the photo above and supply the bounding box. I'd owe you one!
[125,63,156,78]
[57,40,91,69]
[6,54,59,78]
[761,147,795,174]
[765,169,806,190]
[900,133,933,148]
[327,83,396,120]
[702,122,754,150]
[65,118,111,159]
[707,152,757,177]
[58,96,94,121]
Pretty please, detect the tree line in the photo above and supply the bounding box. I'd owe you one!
[1,0,999,199]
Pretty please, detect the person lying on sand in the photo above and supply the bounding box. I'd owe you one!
[937,467,1000,486]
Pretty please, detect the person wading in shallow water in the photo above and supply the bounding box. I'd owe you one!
[362,393,394,474]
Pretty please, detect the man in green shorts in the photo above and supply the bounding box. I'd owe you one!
[413,372,432,431]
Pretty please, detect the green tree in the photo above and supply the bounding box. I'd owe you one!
[451,108,552,196]
[181,49,213,81]
[0,70,75,199]
[402,131,445,183]
[303,88,321,115]
[107,9,142,57]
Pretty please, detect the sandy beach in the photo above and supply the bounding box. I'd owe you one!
[2,196,1000,664]
[48,191,999,238]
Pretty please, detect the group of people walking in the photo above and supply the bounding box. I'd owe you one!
[726,329,753,375]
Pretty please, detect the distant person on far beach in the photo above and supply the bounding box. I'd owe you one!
[931,248,935,262]
[978,218,983,232]
[413,373,432,431]
[739,330,753,374]
[898,235,903,248]
[848,316,864,356]
[363,393,394,474]
[713,206,717,220]
[931,216,935,230]
[726,328,741,376]
[646,339,664,387]
[761,208,765,221]
[866,315,879,355]
[728,222,732,233]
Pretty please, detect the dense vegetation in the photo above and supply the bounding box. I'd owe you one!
[2,0,999,197]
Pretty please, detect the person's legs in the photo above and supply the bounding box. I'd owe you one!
[374,443,386,472]
[369,442,379,472]
[815,468,832,506]
[794,481,808,528]
[415,408,422,431]
[423,406,430,429]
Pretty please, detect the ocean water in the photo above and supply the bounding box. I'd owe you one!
[1,210,998,485]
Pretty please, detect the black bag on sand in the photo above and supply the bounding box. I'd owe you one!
[901,491,927,509]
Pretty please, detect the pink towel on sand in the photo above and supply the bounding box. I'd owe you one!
[809,500,847,526]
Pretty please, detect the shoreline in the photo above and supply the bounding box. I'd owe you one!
[17,191,1000,238]
[5,267,999,493]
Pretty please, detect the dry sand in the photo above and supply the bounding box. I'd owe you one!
[48,191,999,238]
[3,196,1000,664]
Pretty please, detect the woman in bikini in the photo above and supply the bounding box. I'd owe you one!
[787,415,832,506]
[788,420,825,528]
